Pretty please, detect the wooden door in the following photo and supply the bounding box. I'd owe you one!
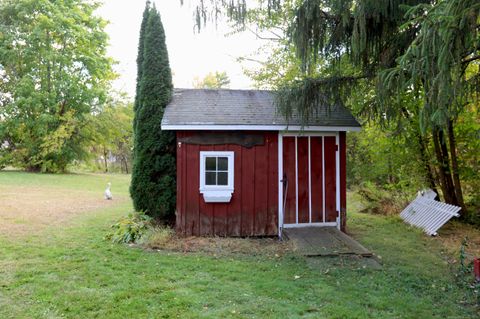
[282,135,337,226]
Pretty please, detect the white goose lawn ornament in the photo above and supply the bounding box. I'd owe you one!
[104,182,113,200]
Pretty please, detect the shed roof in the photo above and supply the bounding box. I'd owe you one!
[161,89,361,131]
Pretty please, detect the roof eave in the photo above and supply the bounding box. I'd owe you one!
[161,124,362,132]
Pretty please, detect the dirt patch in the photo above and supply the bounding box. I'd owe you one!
[139,227,294,257]
[437,222,480,263]
[0,185,120,237]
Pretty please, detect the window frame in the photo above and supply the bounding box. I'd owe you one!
[199,151,234,202]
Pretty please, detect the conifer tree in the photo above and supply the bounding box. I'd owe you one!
[130,3,176,219]
[133,0,151,132]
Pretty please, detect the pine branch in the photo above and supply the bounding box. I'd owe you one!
[462,54,480,64]
[309,74,373,85]
[246,27,282,41]
[237,56,267,65]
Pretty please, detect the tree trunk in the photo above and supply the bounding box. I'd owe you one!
[417,134,438,196]
[387,157,395,184]
[432,127,457,205]
[25,165,42,173]
[447,120,465,210]
[123,156,129,174]
[401,107,438,195]
[46,30,52,95]
[103,147,108,173]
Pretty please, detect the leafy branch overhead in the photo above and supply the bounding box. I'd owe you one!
[192,0,478,124]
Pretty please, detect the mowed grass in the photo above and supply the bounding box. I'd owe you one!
[0,172,478,318]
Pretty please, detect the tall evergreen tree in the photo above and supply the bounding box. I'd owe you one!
[133,0,150,133]
[130,4,176,219]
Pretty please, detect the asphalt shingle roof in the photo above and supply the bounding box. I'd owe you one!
[161,89,361,129]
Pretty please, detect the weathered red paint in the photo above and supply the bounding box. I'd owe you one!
[297,137,309,223]
[282,137,296,225]
[176,131,278,236]
[227,144,243,236]
[340,132,347,232]
[266,133,278,235]
[282,136,337,225]
[175,131,349,237]
[324,136,337,223]
[474,258,480,282]
[310,137,324,223]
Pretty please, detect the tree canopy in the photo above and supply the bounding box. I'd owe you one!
[193,71,231,89]
[0,0,115,172]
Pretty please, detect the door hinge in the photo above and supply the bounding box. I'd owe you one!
[335,144,339,151]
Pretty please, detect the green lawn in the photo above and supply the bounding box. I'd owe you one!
[0,171,477,318]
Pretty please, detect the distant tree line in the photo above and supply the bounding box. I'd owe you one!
[193,71,230,89]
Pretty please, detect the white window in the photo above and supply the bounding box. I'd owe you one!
[199,151,234,203]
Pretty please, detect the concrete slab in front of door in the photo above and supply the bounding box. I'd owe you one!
[283,227,373,257]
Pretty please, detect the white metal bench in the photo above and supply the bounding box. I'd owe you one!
[400,190,461,236]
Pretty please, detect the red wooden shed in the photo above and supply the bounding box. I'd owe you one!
[161,89,361,237]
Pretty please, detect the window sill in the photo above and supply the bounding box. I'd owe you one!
[200,189,233,203]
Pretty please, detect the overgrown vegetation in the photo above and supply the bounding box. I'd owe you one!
[457,238,480,306]
[106,217,293,257]
[354,182,409,216]
[138,226,293,256]
[105,211,152,244]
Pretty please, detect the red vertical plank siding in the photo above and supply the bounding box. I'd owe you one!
[185,143,200,234]
[297,137,309,223]
[266,133,279,234]
[241,144,256,236]
[324,136,337,223]
[310,137,324,223]
[212,144,228,236]
[176,130,351,236]
[198,144,214,236]
[228,144,243,236]
[282,137,296,224]
[340,132,347,232]
[254,140,269,235]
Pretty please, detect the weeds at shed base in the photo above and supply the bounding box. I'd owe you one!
[138,226,294,257]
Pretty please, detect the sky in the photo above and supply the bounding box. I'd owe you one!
[97,0,263,97]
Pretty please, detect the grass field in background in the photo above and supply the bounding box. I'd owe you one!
[0,171,478,318]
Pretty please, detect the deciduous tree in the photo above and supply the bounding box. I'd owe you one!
[0,0,115,172]
[193,71,230,89]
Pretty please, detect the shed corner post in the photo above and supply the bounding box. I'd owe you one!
[278,132,284,239]
[339,131,347,233]
[336,132,341,231]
